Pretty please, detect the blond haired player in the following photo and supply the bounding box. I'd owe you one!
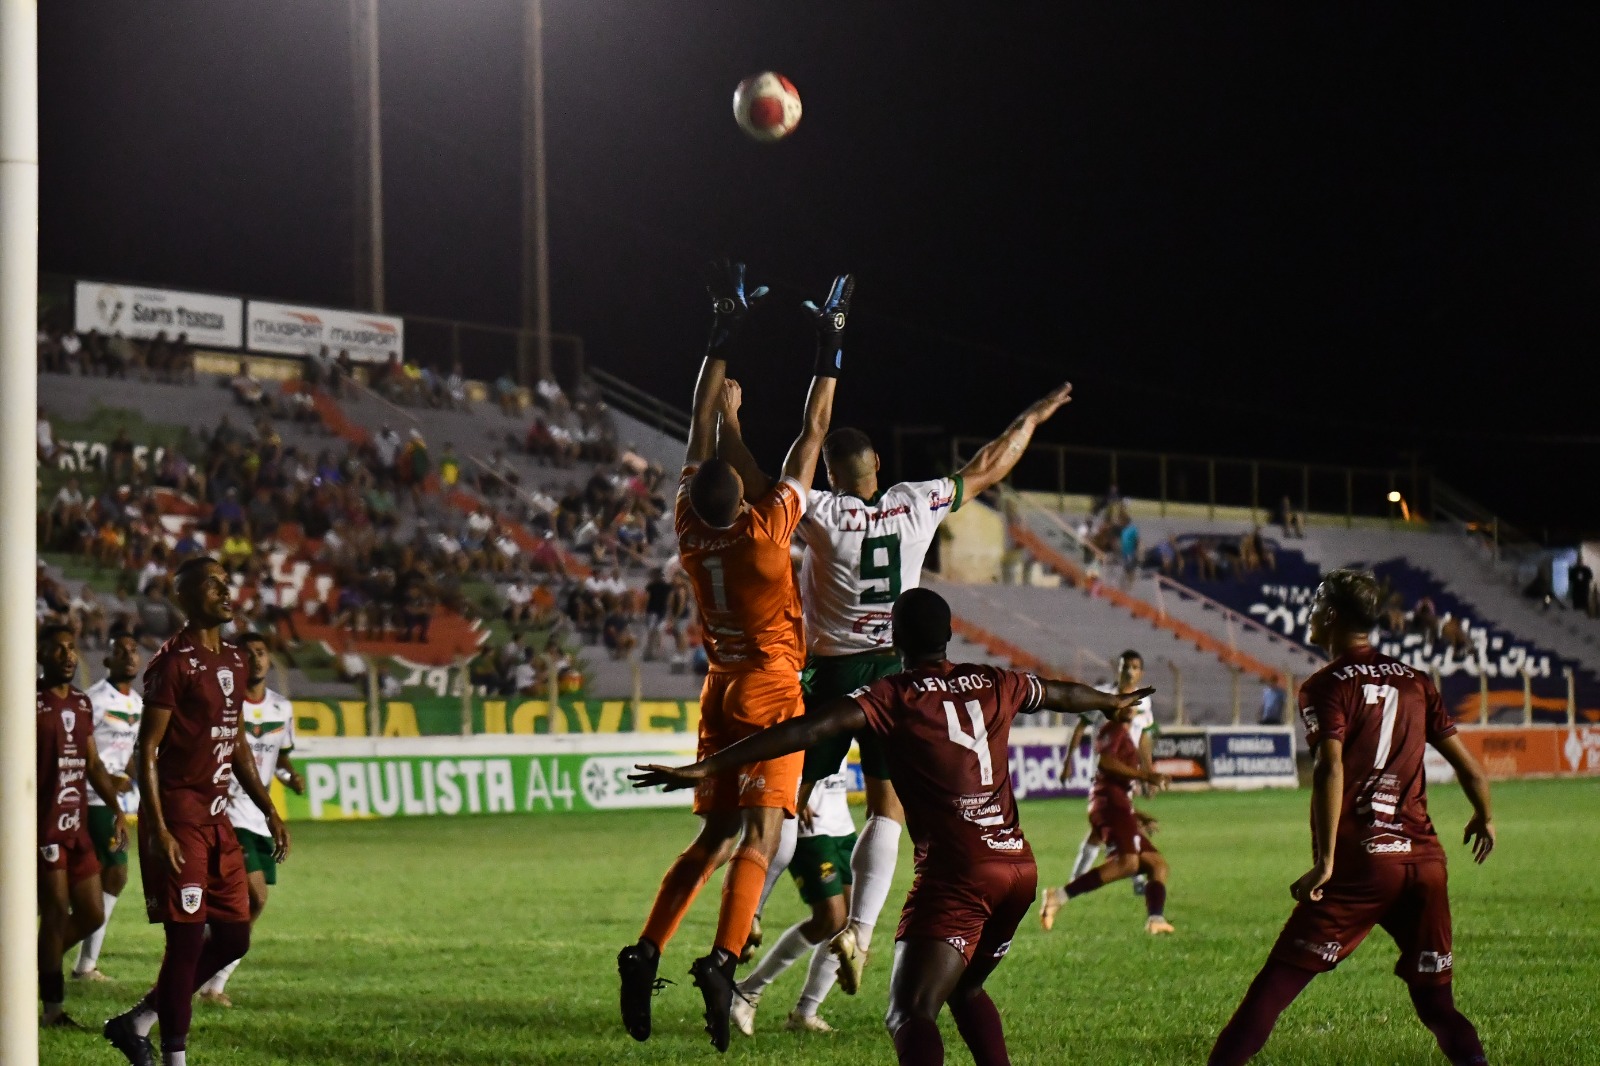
[718,380,1075,994]
[618,260,852,1053]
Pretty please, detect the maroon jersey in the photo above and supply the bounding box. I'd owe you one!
[1089,720,1139,819]
[1298,646,1455,870]
[37,686,95,845]
[852,661,1044,873]
[143,630,248,825]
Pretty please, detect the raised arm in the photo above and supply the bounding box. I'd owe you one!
[779,273,854,486]
[957,381,1074,498]
[687,260,767,464]
[714,380,775,502]
[630,697,867,792]
[1433,732,1495,863]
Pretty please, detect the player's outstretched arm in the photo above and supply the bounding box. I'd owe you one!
[630,698,867,792]
[1433,733,1495,863]
[1292,738,1344,902]
[1041,679,1153,719]
[956,381,1073,498]
[233,734,291,862]
[137,705,184,875]
[687,259,767,464]
[778,274,854,486]
[714,379,775,501]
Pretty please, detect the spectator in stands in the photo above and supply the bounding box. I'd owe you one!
[535,377,565,412]
[36,407,59,465]
[603,607,638,660]
[1146,536,1180,578]
[468,644,504,697]
[373,424,402,486]
[41,476,85,549]
[231,360,267,408]
[1440,615,1471,655]
[1570,558,1595,618]
[106,428,136,483]
[439,443,460,489]
[1249,525,1276,572]
[1410,596,1441,645]
[1260,683,1286,725]
[445,362,469,410]
[1119,519,1140,580]
[219,523,254,575]
[1185,537,1219,581]
[1277,495,1305,538]
[169,333,196,383]
[256,573,303,655]
[212,487,246,534]
[398,429,431,510]
[134,584,181,651]
[1378,592,1407,636]
[495,374,522,416]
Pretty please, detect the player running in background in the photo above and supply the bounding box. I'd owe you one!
[731,768,857,1037]
[73,633,144,983]
[1039,687,1174,935]
[197,632,305,1006]
[718,377,1074,993]
[617,260,848,1053]
[1209,569,1494,1066]
[633,587,1153,1066]
[104,557,290,1066]
[1065,649,1157,891]
[38,624,131,1027]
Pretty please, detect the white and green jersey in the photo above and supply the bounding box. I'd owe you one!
[1081,693,1156,758]
[798,477,963,657]
[227,688,295,838]
[801,769,857,840]
[85,678,142,809]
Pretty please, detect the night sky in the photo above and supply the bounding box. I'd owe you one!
[38,2,1600,535]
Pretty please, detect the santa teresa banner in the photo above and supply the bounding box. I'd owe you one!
[74,281,242,349]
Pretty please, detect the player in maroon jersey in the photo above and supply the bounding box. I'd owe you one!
[1039,696,1174,934]
[103,557,290,1066]
[1209,569,1494,1066]
[37,624,131,1027]
[632,588,1152,1064]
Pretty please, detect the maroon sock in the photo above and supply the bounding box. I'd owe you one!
[1065,868,1104,899]
[155,922,208,1054]
[1409,983,1488,1066]
[893,1016,945,1065]
[193,921,251,989]
[1144,881,1168,918]
[950,989,1010,1066]
[1208,960,1316,1066]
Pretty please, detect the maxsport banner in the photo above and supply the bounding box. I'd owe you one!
[248,300,403,362]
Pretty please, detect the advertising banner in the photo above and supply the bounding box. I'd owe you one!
[75,280,242,348]
[1442,726,1600,780]
[284,750,697,821]
[1008,742,1092,801]
[1206,728,1298,789]
[288,696,701,739]
[1152,728,1210,784]
[248,300,403,363]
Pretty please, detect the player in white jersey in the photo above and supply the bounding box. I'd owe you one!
[732,770,858,1037]
[1066,649,1160,887]
[197,632,304,1007]
[718,379,1074,991]
[72,634,143,982]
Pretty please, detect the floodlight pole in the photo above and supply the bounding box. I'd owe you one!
[520,0,552,386]
[351,0,385,312]
[0,1,39,1063]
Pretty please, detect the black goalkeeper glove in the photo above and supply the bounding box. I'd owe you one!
[803,273,855,377]
[704,258,768,362]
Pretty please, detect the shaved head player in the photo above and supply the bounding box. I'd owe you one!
[1209,569,1494,1066]
[104,557,289,1066]
[632,587,1154,1066]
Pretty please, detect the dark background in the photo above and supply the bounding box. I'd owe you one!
[38,2,1600,537]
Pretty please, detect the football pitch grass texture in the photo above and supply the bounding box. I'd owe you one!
[44,778,1597,1065]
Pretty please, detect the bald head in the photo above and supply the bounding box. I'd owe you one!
[822,428,877,491]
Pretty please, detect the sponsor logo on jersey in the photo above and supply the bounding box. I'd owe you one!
[1363,833,1413,855]
[1418,951,1453,974]
[982,833,1026,852]
[927,487,955,512]
[1300,707,1318,733]
[180,885,204,914]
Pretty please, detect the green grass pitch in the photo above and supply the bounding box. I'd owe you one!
[43,778,1598,1065]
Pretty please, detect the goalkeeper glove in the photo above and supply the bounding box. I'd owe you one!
[703,258,768,362]
[803,273,855,377]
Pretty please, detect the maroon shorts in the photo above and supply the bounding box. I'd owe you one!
[1269,860,1454,986]
[38,834,99,884]
[898,860,1038,972]
[1090,805,1157,859]
[139,821,250,925]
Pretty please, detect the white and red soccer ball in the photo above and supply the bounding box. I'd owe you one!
[732,72,802,143]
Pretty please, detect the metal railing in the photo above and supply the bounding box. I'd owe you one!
[588,365,691,440]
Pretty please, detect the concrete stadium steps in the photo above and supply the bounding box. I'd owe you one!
[924,576,1265,725]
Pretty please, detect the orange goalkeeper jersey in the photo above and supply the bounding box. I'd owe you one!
[675,465,808,673]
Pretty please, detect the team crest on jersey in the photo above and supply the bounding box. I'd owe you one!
[217,669,234,697]
[39,844,59,864]
[180,885,204,914]
[60,709,76,734]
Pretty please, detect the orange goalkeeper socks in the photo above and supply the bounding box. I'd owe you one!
[640,842,718,951]
[713,845,770,958]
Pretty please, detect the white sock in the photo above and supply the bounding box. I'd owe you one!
[740,922,820,998]
[165,1052,186,1066]
[756,817,799,915]
[75,892,119,973]
[847,815,903,951]
[131,1005,158,1037]
[794,942,842,1017]
[1071,834,1102,881]
[200,958,242,994]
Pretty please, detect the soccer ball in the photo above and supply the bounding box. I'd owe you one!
[732,72,802,143]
